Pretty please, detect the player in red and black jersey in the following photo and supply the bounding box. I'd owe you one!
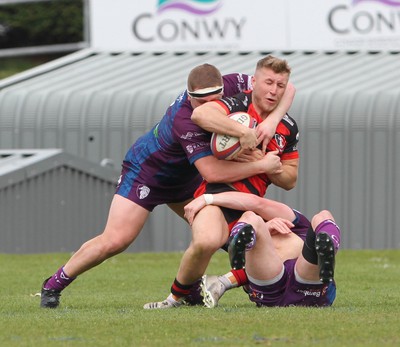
[192,89,299,231]
[195,90,299,197]
[144,55,300,309]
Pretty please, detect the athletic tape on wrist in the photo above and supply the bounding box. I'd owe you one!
[204,194,214,205]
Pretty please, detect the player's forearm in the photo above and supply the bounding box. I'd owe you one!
[200,158,266,183]
[209,192,295,221]
[192,104,247,137]
[268,161,298,190]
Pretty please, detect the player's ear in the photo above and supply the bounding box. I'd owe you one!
[251,75,256,89]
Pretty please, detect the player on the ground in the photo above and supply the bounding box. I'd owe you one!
[184,191,340,308]
[40,63,295,308]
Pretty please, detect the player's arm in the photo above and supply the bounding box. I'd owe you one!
[268,158,299,191]
[194,153,282,184]
[256,82,296,152]
[184,191,295,225]
[191,102,257,150]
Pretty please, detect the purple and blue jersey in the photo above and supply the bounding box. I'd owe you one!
[116,74,252,211]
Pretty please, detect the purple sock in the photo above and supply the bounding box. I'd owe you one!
[44,266,76,291]
[315,219,341,253]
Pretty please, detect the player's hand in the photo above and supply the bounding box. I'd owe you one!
[266,217,294,235]
[234,148,264,162]
[239,127,257,151]
[184,196,206,225]
[256,121,275,153]
[260,150,283,174]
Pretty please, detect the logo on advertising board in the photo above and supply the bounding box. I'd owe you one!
[327,0,400,49]
[132,0,246,49]
[157,0,222,15]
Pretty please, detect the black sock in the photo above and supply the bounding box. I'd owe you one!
[301,226,318,265]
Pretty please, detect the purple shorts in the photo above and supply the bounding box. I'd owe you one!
[247,259,336,307]
[115,162,203,211]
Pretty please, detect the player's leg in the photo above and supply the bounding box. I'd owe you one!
[143,205,228,309]
[166,198,205,305]
[295,210,341,283]
[202,211,284,308]
[229,211,283,278]
[41,195,150,308]
[167,198,192,220]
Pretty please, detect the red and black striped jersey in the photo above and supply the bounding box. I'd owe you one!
[195,90,299,198]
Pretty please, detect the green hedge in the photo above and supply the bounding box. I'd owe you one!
[0,0,83,48]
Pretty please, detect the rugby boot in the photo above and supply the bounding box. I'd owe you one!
[315,232,336,283]
[200,275,226,308]
[40,277,61,308]
[228,224,255,270]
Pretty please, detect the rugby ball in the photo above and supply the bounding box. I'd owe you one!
[210,112,257,160]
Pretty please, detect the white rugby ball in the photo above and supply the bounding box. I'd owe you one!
[210,112,257,160]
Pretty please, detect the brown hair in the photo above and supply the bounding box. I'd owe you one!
[187,63,223,92]
[256,55,291,75]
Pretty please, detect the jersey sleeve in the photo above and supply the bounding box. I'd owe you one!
[279,115,299,160]
[173,101,213,164]
[222,74,252,96]
[213,92,252,115]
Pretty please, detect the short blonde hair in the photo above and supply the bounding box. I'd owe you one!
[256,55,291,75]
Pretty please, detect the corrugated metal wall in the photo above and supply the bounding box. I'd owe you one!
[0,150,113,253]
[0,149,192,253]
[0,51,399,250]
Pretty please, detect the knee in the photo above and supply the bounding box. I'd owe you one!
[191,228,225,256]
[95,234,131,256]
[240,211,264,230]
[191,237,220,256]
[311,210,334,229]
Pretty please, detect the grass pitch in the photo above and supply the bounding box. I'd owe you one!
[0,250,399,347]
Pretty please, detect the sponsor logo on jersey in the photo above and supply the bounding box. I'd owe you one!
[137,185,150,199]
[296,288,322,297]
[283,114,294,126]
[186,142,208,154]
[181,131,206,140]
[249,290,264,301]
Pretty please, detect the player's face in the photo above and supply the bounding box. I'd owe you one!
[251,68,289,117]
[189,92,223,109]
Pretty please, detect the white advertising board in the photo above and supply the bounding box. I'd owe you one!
[90,0,400,51]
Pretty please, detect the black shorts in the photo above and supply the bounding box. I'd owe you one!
[204,183,244,226]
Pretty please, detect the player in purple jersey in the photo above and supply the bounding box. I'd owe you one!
[40,63,296,308]
[183,191,340,308]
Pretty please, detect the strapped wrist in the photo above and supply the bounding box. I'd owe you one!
[204,194,214,205]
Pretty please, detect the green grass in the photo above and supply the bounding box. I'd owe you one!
[0,250,399,347]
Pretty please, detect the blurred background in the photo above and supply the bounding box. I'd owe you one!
[0,0,85,78]
[0,0,399,253]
